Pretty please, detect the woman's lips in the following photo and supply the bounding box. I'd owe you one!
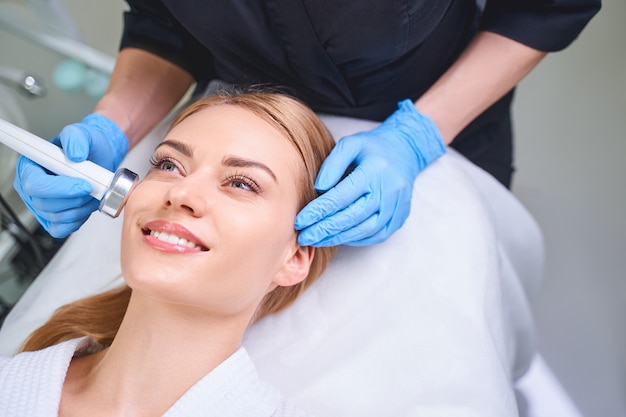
[141,220,209,253]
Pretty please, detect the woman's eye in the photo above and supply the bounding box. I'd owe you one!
[228,175,260,193]
[160,161,177,172]
[149,156,180,173]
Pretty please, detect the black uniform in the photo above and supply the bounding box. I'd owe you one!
[120,0,600,187]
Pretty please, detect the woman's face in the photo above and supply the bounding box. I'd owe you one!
[121,104,313,318]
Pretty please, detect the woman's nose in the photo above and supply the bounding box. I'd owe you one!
[164,174,209,216]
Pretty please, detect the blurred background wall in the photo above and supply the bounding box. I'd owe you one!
[513,1,626,415]
[0,1,624,416]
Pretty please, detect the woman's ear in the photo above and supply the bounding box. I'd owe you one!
[273,244,315,287]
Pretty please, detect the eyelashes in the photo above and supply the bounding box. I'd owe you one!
[149,154,180,173]
[226,174,261,193]
[148,153,261,194]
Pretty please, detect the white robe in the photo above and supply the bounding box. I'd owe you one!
[0,338,311,417]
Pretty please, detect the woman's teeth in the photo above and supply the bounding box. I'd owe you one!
[149,230,203,251]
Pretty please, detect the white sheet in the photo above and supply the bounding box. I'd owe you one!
[516,354,585,417]
[0,113,545,416]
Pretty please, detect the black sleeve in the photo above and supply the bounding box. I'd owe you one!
[480,0,601,52]
[120,0,214,81]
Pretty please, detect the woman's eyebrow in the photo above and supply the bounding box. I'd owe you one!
[222,156,277,183]
[155,140,193,157]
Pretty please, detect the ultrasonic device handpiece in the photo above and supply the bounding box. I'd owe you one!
[0,118,138,218]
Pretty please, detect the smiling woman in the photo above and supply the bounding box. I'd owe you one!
[0,92,337,416]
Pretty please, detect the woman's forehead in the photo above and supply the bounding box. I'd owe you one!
[166,105,303,177]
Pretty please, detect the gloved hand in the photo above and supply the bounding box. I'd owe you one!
[295,99,446,247]
[14,113,128,238]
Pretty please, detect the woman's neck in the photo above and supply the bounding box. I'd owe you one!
[61,291,251,416]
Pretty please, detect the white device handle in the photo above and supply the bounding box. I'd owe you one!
[0,118,112,200]
[0,118,138,217]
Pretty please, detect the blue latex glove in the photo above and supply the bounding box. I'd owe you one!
[295,99,446,247]
[14,113,128,238]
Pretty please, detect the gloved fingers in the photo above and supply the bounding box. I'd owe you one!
[56,114,128,170]
[40,198,100,225]
[344,224,394,247]
[351,198,411,246]
[38,199,99,238]
[300,211,381,247]
[26,193,95,213]
[297,193,380,246]
[324,196,403,247]
[83,113,129,169]
[46,217,93,239]
[16,157,93,198]
[314,133,366,190]
[324,187,411,247]
[58,123,90,162]
[295,165,372,230]
[319,199,410,247]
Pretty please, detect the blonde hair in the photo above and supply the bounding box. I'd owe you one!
[21,92,337,352]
